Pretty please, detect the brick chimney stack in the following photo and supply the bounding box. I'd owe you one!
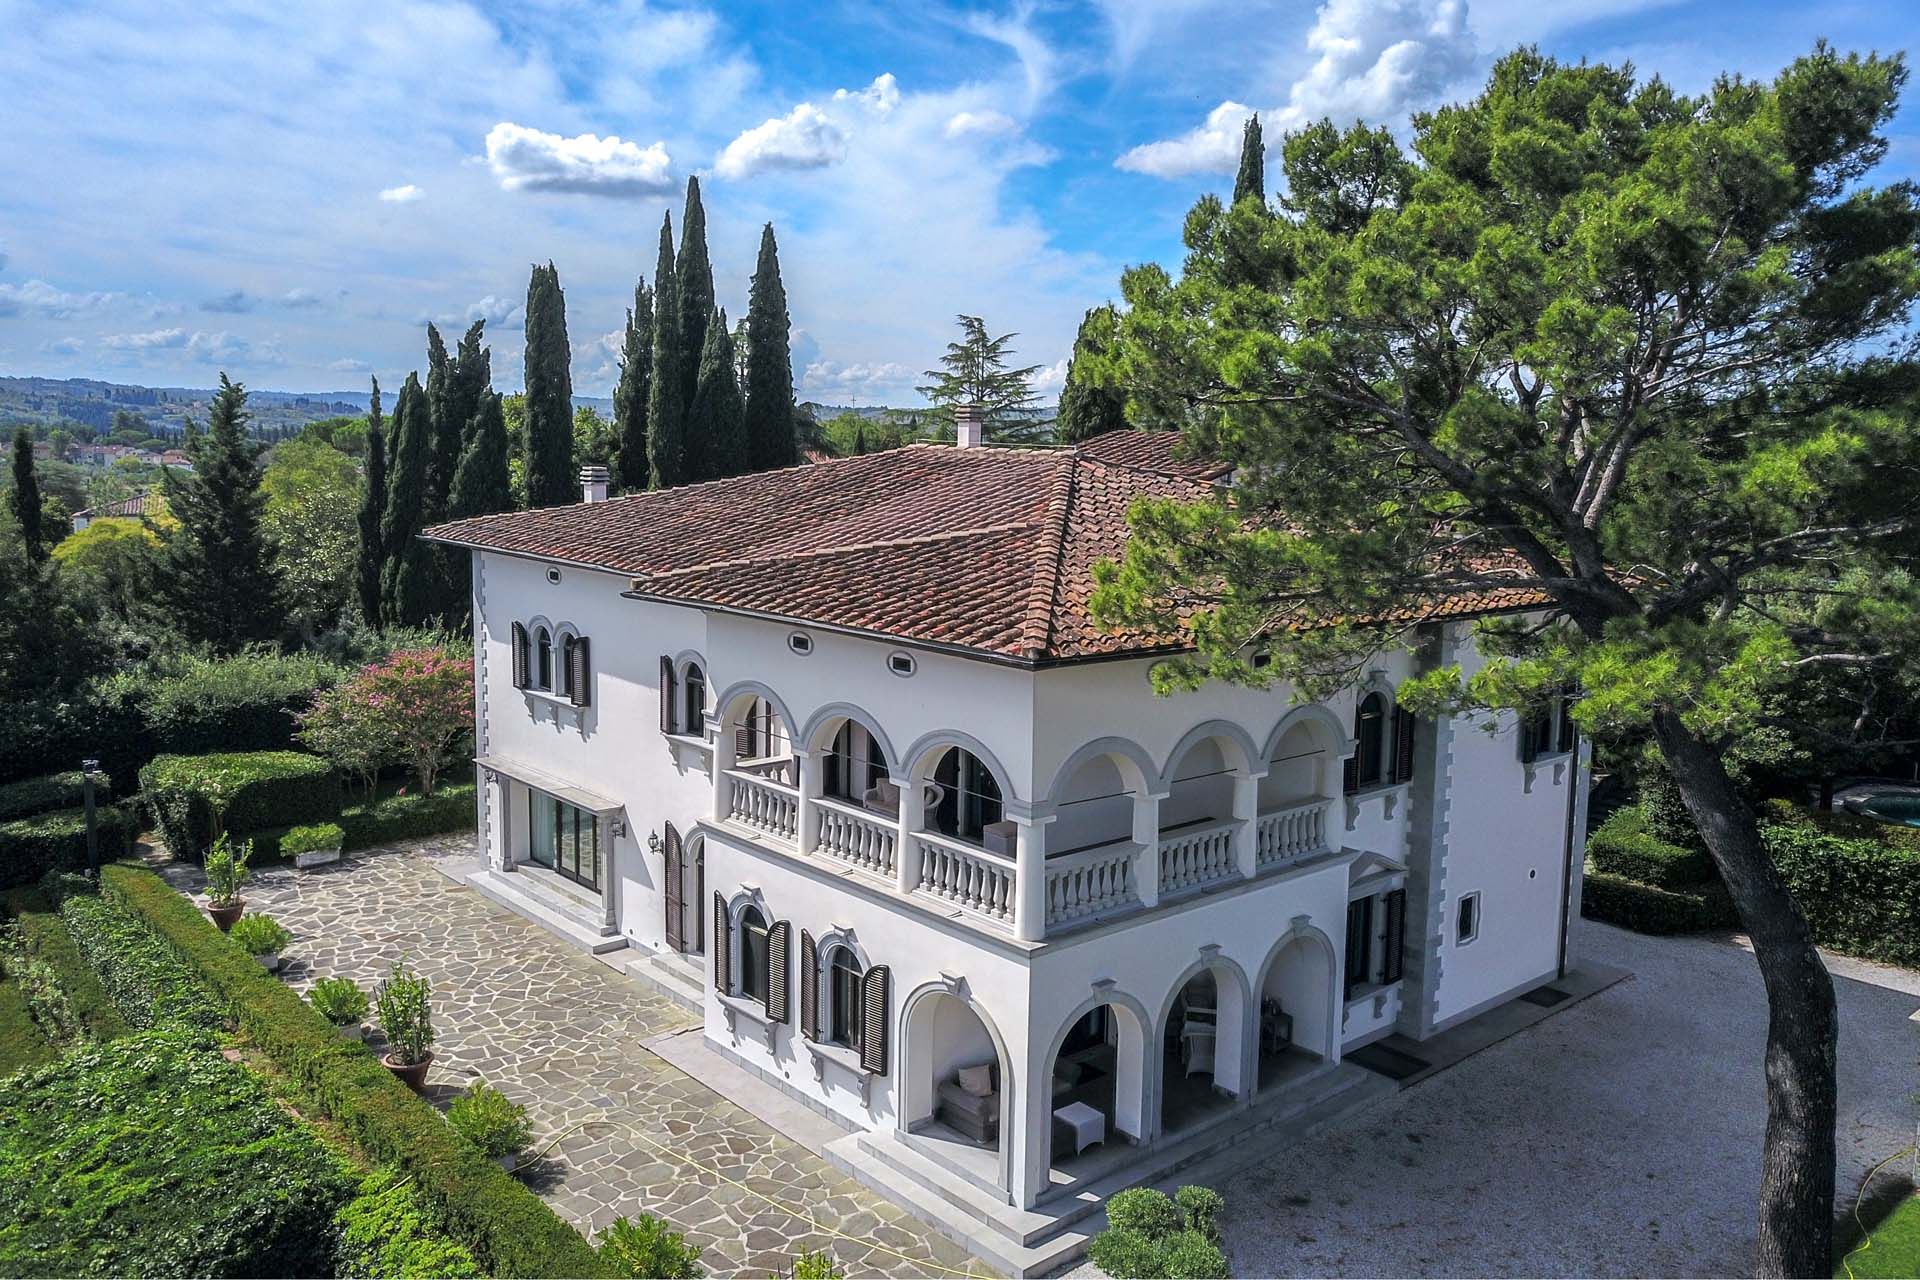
[954,403,986,449]
[580,464,610,503]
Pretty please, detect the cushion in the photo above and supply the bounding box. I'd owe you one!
[957,1064,994,1097]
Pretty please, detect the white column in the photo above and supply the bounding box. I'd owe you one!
[1012,815,1051,942]
[793,747,819,855]
[1133,791,1165,909]
[599,818,618,933]
[712,715,737,824]
[895,778,925,895]
[1233,771,1262,879]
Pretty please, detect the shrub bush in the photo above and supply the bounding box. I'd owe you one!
[1586,806,1715,889]
[1762,823,1920,968]
[1581,868,1736,934]
[230,913,292,957]
[597,1214,704,1279]
[0,802,136,889]
[447,1082,531,1158]
[139,750,340,859]
[333,1168,483,1279]
[59,890,226,1032]
[1092,1186,1232,1279]
[0,974,56,1075]
[786,1249,844,1279]
[375,959,434,1066]
[1160,1230,1232,1280]
[2,888,130,1045]
[203,833,251,906]
[1106,1187,1183,1239]
[97,864,614,1278]
[0,1029,352,1278]
[248,784,478,861]
[282,821,344,857]
[0,769,111,822]
[1175,1185,1224,1242]
[309,975,369,1026]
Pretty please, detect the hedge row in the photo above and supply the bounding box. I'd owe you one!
[0,975,56,1076]
[3,888,130,1045]
[1586,806,1715,889]
[139,751,341,861]
[99,864,615,1279]
[1581,868,1737,934]
[0,770,112,823]
[59,888,225,1033]
[247,784,479,862]
[0,804,137,890]
[1763,822,1920,969]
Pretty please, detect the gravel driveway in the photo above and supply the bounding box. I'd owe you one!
[1208,919,1919,1278]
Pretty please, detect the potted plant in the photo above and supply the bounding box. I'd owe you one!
[310,975,371,1040]
[447,1082,532,1172]
[230,913,292,972]
[283,821,345,870]
[202,833,251,931]
[375,959,434,1090]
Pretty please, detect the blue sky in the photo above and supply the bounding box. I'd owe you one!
[0,0,1914,406]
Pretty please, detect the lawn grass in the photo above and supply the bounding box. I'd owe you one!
[1839,1193,1920,1279]
[0,975,55,1076]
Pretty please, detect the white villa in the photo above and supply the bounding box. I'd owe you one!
[423,421,1593,1268]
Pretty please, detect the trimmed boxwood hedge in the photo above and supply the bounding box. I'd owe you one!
[99,864,614,1279]
[1762,822,1920,968]
[1582,867,1736,933]
[3,888,130,1045]
[139,751,341,861]
[248,784,479,862]
[0,803,136,889]
[0,770,111,823]
[59,889,225,1033]
[1587,806,1715,889]
[0,976,56,1076]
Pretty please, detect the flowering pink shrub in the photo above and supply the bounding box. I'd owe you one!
[301,647,473,797]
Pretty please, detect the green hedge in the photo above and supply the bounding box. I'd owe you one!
[99,864,614,1279]
[1582,868,1737,934]
[334,1168,483,1278]
[1587,806,1715,889]
[139,751,341,861]
[59,890,225,1033]
[0,770,112,823]
[0,803,136,889]
[3,889,130,1045]
[248,784,479,861]
[0,976,56,1076]
[1763,823,1920,968]
[0,1029,352,1278]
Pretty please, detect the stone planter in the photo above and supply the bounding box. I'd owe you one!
[493,1151,520,1175]
[207,899,245,932]
[293,845,342,870]
[382,1051,434,1091]
[254,951,283,973]
[334,1021,366,1043]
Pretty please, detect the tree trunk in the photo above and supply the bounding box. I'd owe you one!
[1652,709,1836,1278]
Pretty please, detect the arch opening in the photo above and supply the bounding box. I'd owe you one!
[1158,961,1248,1136]
[1258,932,1337,1091]
[902,989,1010,1190]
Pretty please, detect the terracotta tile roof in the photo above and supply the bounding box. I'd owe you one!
[73,493,151,521]
[422,435,1547,663]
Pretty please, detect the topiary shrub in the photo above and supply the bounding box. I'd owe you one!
[139,750,340,860]
[1106,1187,1184,1239]
[0,803,136,889]
[1175,1184,1224,1242]
[1161,1230,1232,1280]
[0,770,111,823]
[1088,1227,1166,1280]
[1586,805,1715,889]
[597,1214,704,1279]
[1093,1186,1231,1279]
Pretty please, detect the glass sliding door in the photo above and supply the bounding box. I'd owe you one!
[528,789,599,891]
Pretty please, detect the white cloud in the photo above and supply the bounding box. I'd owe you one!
[966,7,1058,110]
[945,109,1018,140]
[328,357,371,373]
[378,184,424,203]
[42,336,84,355]
[281,288,322,308]
[1029,357,1069,395]
[800,359,918,401]
[714,75,902,180]
[0,278,119,318]
[201,289,254,313]
[465,295,525,329]
[101,326,188,349]
[484,122,675,196]
[1117,0,1476,177]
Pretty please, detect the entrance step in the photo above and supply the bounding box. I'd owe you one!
[617,949,706,1012]
[465,868,628,956]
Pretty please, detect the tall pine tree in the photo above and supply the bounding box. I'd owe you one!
[10,428,44,561]
[691,307,748,479]
[1056,304,1130,443]
[646,213,687,488]
[676,177,714,419]
[742,223,797,471]
[157,375,281,653]
[380,373,436,627]
[449,391,513,520]
[443,321,490,466]
[613,278,653,492]
[1232,113,1264,207]
[523,263,575,507]
[354,377,386,625]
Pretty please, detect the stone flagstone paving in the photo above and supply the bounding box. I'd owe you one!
[158,839,987,1279]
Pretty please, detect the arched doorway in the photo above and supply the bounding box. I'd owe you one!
[1041,995,1149,1191]
[901,986,1012,1193]
[1157,957,1249,1136]
[1257,930,1337,1091]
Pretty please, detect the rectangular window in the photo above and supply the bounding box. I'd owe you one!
[1456,891,1480,945]
[830,956,863,1049]
[1345,896,1374,997]
[1381,888,1406,984]
[528,790,599,891]
[741,913,771,1006]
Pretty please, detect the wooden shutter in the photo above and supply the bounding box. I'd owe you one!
[859,965,891,1075]
[736,725,755,759]
[1392,707,1417,784]
[568,637,592,707]
[1519,711,1543,764]
[712,892,730,993]
[663,822,684,953]
[766,920,791,1024]
[1382,888,1407,984]
[511,622,529,689]
[659,656,677,735]
[1342,753,1360,795]
[799,930,819,1041]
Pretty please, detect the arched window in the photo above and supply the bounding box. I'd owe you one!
[534,626,552,691]
[932,747,1004,842]
[823,721,889,802]
[560,634,578,699]
[684,664,707,734]
[739,905,771,1007]
[828,946,864,1050]
[1353,693,1386,789]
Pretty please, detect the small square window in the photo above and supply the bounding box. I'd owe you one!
[1456,891,1481,945]
[787,632,813,655]
[887,652,916,677]
[546,567,562,584]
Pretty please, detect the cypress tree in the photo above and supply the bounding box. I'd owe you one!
[354,376,386,625]
[449,391,513,520]
[691,307,748,479]
[157,374,281,653]
[742,223,797,471]
[445,321,490,456]
[1233,113,1264,207]
[523,263,575,507]
[646,214,687,489]
[380,373,436,627]
[676,177,714,416]
[1056,304,1131,443]
[10,428,44,561]
[853,425,867,456]
[423,323,452,515]
[613,279,653,492]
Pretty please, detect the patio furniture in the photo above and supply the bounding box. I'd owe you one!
[1181,1018,1217,1077]
[1052,1100,1106,1157]
[935,1060,1000,1144]
[1260,1001,1295,1056]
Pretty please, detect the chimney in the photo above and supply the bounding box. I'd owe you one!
[579,464,610,503]
[954,402,986,449]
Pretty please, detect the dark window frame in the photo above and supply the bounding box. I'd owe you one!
[684,663,706,735]
[740,905,772,1007]
[932,747,1004,842]
[528,789,599,892]
[827,946,864,1051]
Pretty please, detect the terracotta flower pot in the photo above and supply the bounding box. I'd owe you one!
[208,899,245,932]
[383,1051,434,1091]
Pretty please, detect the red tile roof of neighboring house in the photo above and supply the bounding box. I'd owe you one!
[422,433,1548,664]
[72,493,152,522]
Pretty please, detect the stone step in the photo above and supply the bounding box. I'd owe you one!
[618,949,706,1012]
[465,868,628,956]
